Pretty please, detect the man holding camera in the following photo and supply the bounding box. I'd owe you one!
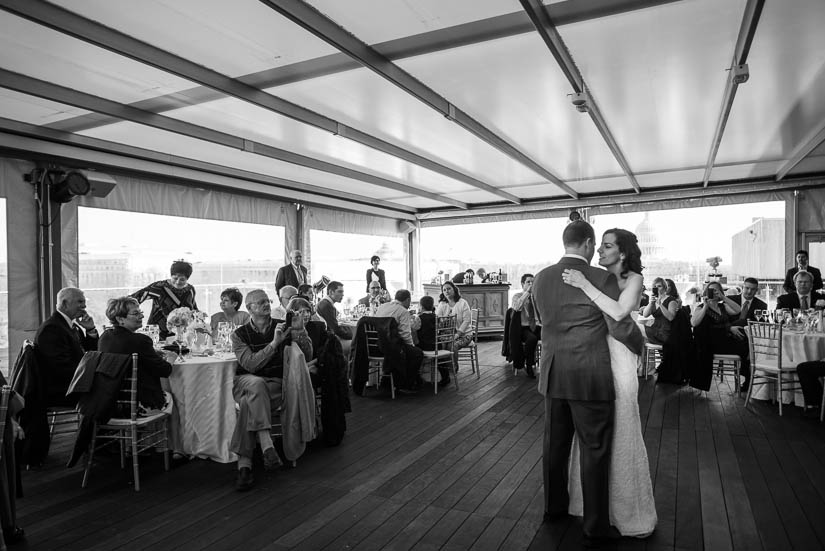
[230,289,313,491]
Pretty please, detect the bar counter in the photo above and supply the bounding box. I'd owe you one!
[422,282,510,337]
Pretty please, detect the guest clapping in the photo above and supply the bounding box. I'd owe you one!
[131,259,197,339]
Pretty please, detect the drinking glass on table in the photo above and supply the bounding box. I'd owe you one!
[753,309,763,322]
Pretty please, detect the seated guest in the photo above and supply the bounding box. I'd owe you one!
[452,269,474,284]
[99,297,173,413]
[638,285,650,309]
[415,296,437,352]
[728,277,767,332]
[296,284,314,303]
[783,249,822,293]
[642,278,681,345]
[511,273,540,379]
[690,281,747,392]
[317,281,354,358]
[272,285,299,320]
[35,287,99,406]
[359,281,391,312]
[210,287,250,337]
[230,289,313,491]
[375,290,424,393]
[435,281,472,384]
[132,259,197,340]
[777,270,816,310]
[366,255,387,292]
[797,358,825,418]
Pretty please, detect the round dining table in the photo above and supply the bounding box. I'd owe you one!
[163,353,238,463]
[751,329,825,406]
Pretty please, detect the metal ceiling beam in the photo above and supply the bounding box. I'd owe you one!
[0,118,417,218]
[702,0,765,187]
[0,0,510,204]
[259,0,580,200]
[47,0,680,134]
[520,0,641,194]
[775,120,825,181]
[0,69,466,209]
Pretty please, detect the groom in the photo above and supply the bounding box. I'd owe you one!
[533,220,641,545]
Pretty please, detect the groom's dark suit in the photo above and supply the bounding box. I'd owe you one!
[533,255,642,539]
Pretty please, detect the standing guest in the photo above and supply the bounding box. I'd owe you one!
[99,297,172,413]
[797,359,825,418]
[511,273,540,378]
[452,269,474,284]
[317,281,354,357]
[375,290,424,393]
[272,285,298,320]
[275,250,308,294]
[131,259,197,340]
[35,287,99,406]
[691,281,746,391]
[783,249,822,293]
[230,289,313,491]
[365,255,386,292]
[777,270,816,310]
[642,278,681,345]
[359,281,391,312]
[210,287,250,336]
[435,281,472,384]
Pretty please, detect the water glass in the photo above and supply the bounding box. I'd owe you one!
[753,309,762,322]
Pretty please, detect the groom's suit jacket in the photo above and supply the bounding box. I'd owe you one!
[533,256,643,401]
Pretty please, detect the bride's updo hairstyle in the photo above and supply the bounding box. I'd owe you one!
[604,228,643,279]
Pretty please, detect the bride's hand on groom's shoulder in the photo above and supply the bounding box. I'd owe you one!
[562,268,586,288]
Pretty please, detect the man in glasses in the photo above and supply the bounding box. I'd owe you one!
[229,289,313,491]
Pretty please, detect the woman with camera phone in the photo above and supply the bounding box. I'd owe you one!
[642,278,681,345]
[690,281,746,392]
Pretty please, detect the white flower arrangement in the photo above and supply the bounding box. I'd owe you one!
[167,307,194,330]
[189,310,211,334]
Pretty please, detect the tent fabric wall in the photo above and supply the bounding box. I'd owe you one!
[0,157,41,367]
[795,186,825,251]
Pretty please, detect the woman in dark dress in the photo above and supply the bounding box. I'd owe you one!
[689,282,746,391]
[131,260,198,340]
[99,296,173,412]
[643,278,681,345]
[365,255,386,292]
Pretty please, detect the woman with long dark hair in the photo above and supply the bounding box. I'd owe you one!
[643,278,681,345]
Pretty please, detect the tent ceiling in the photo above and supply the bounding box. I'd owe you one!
[0,0,824,220]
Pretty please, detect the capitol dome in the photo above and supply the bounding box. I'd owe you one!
[635,212,664,259]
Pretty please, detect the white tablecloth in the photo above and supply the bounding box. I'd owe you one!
[164,355,238,463]
[751,331,825,406]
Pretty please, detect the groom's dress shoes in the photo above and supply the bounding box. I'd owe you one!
[583,526,622,549]
[543,510,570,523]
[525,365,536,378]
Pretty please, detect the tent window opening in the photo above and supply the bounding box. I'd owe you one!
[78,207,285,329]
[309,229,406,311]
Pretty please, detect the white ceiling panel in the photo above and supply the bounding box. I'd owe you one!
[0,89,90,125]
[500,182,571,200]
[304,0,523,45]
[162,96,480,196]
[557,0,743,173]
[708,160,783,182]
[78,122,423,202]
[398,31,624,181]
[50,0,339,78]
[0,12,197,105]
[717,0,825,164]
[268,67,546,187]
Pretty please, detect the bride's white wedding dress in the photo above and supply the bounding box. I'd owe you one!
[567,335,657,537]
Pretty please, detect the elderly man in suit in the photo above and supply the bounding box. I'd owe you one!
[783,249,822,293]
[275,250,308,293]
[777,270,816,310]
[34,287,99,406]
[532,221,642,547]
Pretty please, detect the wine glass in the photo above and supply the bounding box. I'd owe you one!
[753,309,763,322]
[782,309,792,326]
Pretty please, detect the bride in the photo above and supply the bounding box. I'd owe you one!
[561,228,657,537]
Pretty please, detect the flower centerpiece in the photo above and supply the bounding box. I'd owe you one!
[187,310,212,352]
[167,306,194,343]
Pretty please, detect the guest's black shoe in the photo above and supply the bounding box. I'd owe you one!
[235,467,254,491]
[802,407,820,419]
[543,510,569,523]
[438,377,451,388]
[583,526,622,549]
[525,365,536,379]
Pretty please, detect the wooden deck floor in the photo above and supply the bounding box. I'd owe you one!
[14,341,825,550]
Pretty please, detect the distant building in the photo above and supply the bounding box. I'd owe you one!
[635,213,664,260]
[730,218,784,281]
[79,254,130,290]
